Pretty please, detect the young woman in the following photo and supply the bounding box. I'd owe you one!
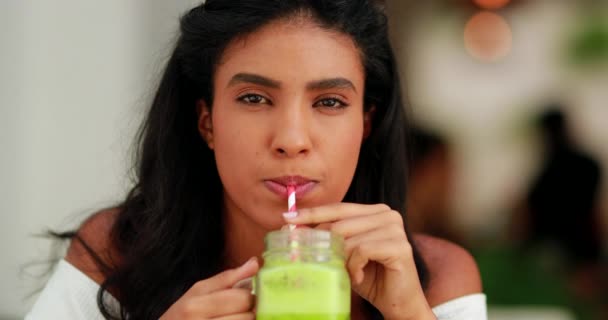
[27,1,485,319]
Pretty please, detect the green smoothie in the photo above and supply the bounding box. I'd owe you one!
[256,262,350,320]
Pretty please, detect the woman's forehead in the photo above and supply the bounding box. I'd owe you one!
[214,19,365,89]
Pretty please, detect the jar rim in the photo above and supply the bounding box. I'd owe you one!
[264,228,344,252]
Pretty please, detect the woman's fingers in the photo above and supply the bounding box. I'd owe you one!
[212,312,256,320]
[283,202,409,286]
[343,224,406,257]
[347,239,412,284]
[160,258,259,319]
[197,289,255,318]
[191,257,259,295]
[285,203,390,225]
[329,210,404,238]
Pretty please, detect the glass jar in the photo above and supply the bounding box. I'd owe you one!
[255,228,351,320]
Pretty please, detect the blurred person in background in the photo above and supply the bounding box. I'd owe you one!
[406,127,464,245]
[512,105,606,316]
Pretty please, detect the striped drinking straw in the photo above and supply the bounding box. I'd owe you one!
[287,185,297,231]
[287,185,299,261]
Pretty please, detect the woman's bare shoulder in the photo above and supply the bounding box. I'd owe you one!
[412,233,483,307]
[64,208,121,285]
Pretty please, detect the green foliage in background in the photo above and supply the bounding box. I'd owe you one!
[473,246,599,320]
[566,16,608,66]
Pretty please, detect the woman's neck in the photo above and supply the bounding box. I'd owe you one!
[222,200,267,269]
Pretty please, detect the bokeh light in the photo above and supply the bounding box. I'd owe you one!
[473,0,511,10]
[464,11,513,62]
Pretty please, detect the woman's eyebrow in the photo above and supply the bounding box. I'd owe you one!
[228,73,281,88]
[306,78,357,93]
[227,72,356,93]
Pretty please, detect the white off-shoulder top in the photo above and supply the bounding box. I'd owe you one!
[26,260,487,319]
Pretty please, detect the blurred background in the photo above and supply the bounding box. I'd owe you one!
[1,0,606,319]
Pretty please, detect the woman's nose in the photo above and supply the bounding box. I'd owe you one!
[270,108,312,158]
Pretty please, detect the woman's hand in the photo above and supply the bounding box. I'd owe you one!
[160,257,259,320]
[284,203,436,320]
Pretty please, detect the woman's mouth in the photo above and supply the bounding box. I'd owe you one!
[263,176,318,199]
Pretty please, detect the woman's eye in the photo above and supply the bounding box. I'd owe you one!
[237,94,269,105]
[314,98,348,109]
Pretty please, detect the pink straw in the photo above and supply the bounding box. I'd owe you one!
[287,185,297,231]
[287,185,300,261]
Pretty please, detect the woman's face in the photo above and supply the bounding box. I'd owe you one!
[199,19,370,230]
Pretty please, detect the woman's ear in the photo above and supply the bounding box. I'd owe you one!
[197,100,214,150]
[363,106,376,139]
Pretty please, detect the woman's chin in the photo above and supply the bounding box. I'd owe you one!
[262,219,288,232]
[245,212,287,233]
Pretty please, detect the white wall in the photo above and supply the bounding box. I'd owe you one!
[0,1,198,317]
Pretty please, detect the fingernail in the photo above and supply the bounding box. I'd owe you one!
[233,277,253,290]
[282,211,298,220]
[240,257,257,269]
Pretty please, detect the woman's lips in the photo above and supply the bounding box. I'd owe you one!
[263,180,318,199]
